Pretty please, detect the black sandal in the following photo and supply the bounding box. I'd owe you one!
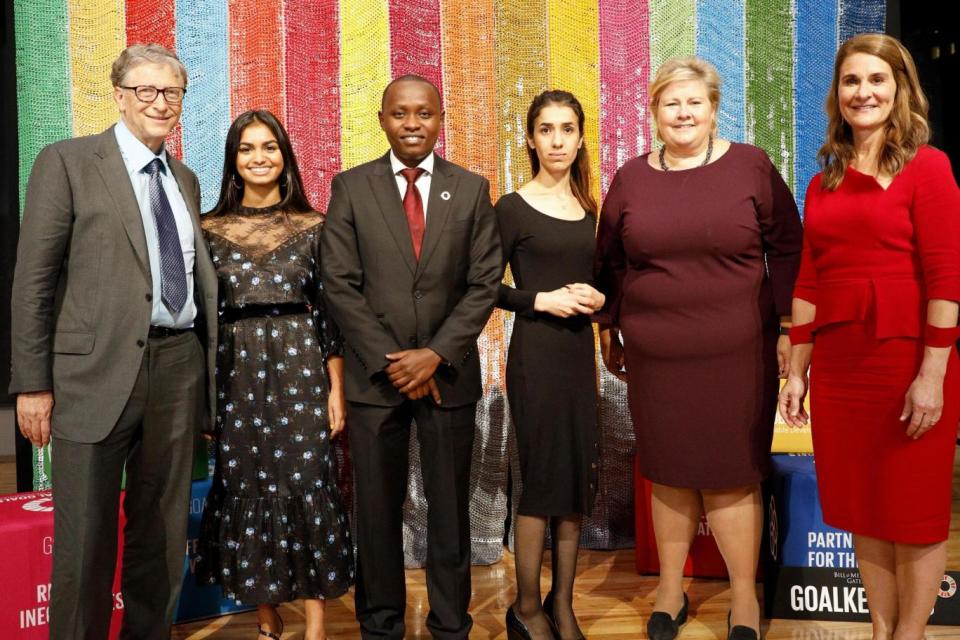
[258,613,284,639]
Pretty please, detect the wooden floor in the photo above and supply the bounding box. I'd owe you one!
[3,456,959,638]
[171,547,960,639]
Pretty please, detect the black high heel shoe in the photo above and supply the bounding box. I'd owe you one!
[727,611,760,640]
[541,591,561,638]
[646,593,688,640]
[542,591,582,640]
[506,606,534,640]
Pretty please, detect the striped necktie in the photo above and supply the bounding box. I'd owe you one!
[144,158,188,313]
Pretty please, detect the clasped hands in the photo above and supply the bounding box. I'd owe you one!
[385,348,443,403]
[534,283,605,318]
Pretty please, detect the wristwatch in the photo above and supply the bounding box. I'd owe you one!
[778,325,791,336]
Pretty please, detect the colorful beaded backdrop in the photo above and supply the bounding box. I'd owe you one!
[14,0,886,564]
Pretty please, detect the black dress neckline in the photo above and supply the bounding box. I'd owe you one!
[509,191,590,223]
[236,202,284,216]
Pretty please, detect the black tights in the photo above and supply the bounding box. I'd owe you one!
[512,513,583,640]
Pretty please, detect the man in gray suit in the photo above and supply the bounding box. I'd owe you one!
[9,44,217,639]
[321,75,502,639]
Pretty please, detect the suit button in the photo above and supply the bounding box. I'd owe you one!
[414,290,423,300]
[136,339,146,347]
[146,293,153,302]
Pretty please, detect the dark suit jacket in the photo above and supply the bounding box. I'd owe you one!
[321,152,502,407]
[9,126,218,441]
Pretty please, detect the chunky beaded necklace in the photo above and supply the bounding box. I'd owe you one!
[659,136,714,171]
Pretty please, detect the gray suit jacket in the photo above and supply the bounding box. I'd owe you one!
[321,152,502,407]
[9,126,218,441]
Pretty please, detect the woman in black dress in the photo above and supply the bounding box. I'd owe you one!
[196,110,353,640]
[498,90,605,640]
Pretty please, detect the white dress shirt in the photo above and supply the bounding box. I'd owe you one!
[114,119,196,328]
[389,150,434,220]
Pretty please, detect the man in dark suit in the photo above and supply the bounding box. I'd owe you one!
[321,75,502,639]
[9,44,217,639]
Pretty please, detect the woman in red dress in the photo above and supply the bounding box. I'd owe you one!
[780,33,960,640]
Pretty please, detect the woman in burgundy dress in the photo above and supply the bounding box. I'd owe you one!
[780,34,960,640]
[595,58,802,640]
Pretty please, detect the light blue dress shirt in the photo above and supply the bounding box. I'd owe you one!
[114,119,196,328]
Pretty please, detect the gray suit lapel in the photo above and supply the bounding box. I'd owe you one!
[417,156,459,277]
[94,127,151,274]
[369,154,417,275]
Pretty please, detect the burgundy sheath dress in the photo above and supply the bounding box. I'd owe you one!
[595,143,803,489]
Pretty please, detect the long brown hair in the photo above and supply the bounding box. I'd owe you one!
[525,90,597,216]
[207,109,313,216]
[818,33,929,190]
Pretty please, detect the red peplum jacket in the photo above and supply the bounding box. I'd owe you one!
[794,145,960,338]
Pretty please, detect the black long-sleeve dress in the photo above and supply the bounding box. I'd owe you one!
[496,192,599,517]
[196,205,354,604]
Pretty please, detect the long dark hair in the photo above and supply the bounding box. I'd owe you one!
[525,90,597,216]
[206,109,313,216]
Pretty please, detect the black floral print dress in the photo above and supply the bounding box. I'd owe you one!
[196,205,353,604]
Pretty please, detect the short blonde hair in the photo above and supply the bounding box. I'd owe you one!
[649,56,721,140]
[111,43,187,87]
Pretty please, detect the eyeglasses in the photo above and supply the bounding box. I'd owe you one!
[118,85,186,105]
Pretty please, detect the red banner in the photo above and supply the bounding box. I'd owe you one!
[633,457,730,578]
[0,491,125,638]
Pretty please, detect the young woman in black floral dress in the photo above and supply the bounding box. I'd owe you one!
[196,110,353,640]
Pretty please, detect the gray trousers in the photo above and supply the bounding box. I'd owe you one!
[50,331,204,640]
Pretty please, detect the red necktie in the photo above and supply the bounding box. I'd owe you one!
[400,167,426,260]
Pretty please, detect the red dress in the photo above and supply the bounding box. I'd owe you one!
[796,146,960,544]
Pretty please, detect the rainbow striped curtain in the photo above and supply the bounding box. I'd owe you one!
[15,0,885,556]
[16,0,886,215]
